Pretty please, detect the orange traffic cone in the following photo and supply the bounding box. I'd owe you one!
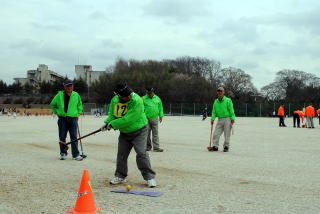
[68,169,101,214]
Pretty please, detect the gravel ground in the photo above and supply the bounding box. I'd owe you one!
[0,115,319,214]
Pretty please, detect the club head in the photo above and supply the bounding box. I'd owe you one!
[59,141,69,151]
[80,154,87,158]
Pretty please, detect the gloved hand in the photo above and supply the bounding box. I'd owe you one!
[101,123,108,131]
[101,123,113,131]
[107,123,113,130]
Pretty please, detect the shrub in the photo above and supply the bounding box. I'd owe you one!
[13,98,24,104]
[3,98,12,104]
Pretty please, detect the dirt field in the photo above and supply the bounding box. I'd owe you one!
[1,115,319,214]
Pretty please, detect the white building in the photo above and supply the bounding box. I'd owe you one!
[75,65,105,86]
[14,64,63,86]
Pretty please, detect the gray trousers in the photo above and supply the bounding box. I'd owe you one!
[306,116,314,128]
[212,118,232,148]
[115,126,156,181]
[147,118,160,150]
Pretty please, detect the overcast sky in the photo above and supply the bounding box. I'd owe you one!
[1,0,319,89]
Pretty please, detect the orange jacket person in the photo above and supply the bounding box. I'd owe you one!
[305,105,315,128]
[277,105,286,127]
[317,109,320,125]
[293,110,304,128]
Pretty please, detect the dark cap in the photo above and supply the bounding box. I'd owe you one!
[146,87,155,93]
[114,82,133,97]
[63,79,73,86]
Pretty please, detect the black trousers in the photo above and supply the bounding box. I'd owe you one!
[58,116,79,157]
[279,116,286,127]
[293,113,300,127]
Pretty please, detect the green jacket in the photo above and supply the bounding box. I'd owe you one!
[50,90,83,117]
[104,92,147,133]
[211,96,236,121]
[142,94,164,119]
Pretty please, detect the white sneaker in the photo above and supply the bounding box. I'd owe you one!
[60,154,67,160]
[147,179,157,188]
[73,155,83,161]
[109,177,126,185]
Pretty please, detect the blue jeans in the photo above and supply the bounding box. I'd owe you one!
[58,116,79,157]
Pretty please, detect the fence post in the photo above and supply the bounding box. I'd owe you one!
[273,103,275,112]
[289,103,291,117]
[180,103,183,116]
[193,103,195,116]
[260,103,261,117]
[170,103,172,116]
[245,103,248,117]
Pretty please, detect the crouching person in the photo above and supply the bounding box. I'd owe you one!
[102,82,157,188]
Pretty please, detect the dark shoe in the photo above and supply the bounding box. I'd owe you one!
[293,126,296,128]
[223,147,229,152]
[146,148,151,151]
[212,146,218,151]
[153,148,164,152]
[312,127,315,129]
[297,126,301,128]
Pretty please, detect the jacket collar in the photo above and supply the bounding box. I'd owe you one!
[218,96,225,102]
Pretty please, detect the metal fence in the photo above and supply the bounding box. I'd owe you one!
[163,103,319,117]
[84,102,320,117]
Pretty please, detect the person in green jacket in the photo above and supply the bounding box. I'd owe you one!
[101,82,157,187]
[142,88,164,152]
[210,87,236,152]
[50,80,83,161]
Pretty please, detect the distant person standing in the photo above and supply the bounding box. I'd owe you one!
[142,88,164,152]
[50,80,83,161]
[211,87,236,152]
[12,107,17,118]
[277,104,286,127]
[202,107,208,121]
[317,108,320,125]
[305,104,315,128]
[293,110,304,128]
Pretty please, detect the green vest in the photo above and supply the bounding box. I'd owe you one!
[105,93,147,133]
[142,94,164,119]
[50,90,83,117]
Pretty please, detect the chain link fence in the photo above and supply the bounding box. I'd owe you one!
[164,103,319,117]
[85,102,320,117]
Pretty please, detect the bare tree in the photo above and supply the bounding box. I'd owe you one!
[216,67,257,101]
[261,82,286,101]
[261,69,320,103]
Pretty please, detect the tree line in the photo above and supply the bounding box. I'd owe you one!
[0,78,88,104]
[0,78,88,95]
[1,56,320,108]
[92,57,258,105]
